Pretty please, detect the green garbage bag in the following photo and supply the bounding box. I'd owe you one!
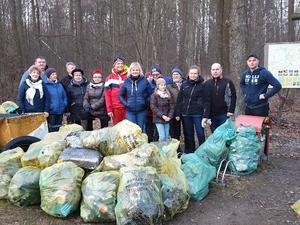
[181,153,216,201]
[39,162,85,217]
[0,147,24,199]
[228,125,260,175]
[8,166,41,207]
[115,166,163,225]
[80,120,147,156]
[195,119,236,167]
[80,171,120,222]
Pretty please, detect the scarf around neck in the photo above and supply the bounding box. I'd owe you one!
[25,79,43,106]
[157,90,169,98]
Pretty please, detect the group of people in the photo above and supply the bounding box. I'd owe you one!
[17,53,282,154]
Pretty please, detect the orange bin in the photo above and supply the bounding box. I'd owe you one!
[235,115,272,160]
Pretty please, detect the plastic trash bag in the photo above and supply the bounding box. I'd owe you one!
[8,166,41,207]
[80,171,120,222]
[21,132,68,168]
[58,123,84,133]
[38,140,67,169]
[39,162,85,217]
[181,153,216,201]
[80,120,147,156]
[58,147,103,170]
[292,199,300,216]
[115,166,163,225]
[65,131,83,148]
[195,119,236,167]
[228,125,260,175]
[0,147,24,199]
[0,101,19,114]
[95,143,158,172]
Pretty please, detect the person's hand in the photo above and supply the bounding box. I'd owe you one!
[227,112,233,117]
[162,115,170,122]
[259,94,266,100]
[201,118,211,128]
[107,112,113,117]
[44,112,49,117]
[175,116,180,121]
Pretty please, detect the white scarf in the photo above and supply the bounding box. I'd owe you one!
[25,79,43,106]
[157,90,169,98]
[90,82,104,88]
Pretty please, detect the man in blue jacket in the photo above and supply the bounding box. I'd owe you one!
[240,54,282,116]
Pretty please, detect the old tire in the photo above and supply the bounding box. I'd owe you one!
[1,136,40,152]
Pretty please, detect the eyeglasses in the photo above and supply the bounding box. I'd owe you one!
[152,73,160,76]
[93,76,102,78]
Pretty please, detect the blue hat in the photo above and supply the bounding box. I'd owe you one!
[151,65,162,74]
[247,53,260,60]
[171,66,183,76]
[113,55,125,64]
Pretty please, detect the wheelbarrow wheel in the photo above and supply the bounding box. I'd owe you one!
[1,136,40,152]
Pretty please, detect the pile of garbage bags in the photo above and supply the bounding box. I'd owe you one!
[0,118,263,224]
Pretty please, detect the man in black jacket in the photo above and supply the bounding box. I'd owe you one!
[204,63,236,132]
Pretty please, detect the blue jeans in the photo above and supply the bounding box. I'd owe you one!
[210,114,228,132]
[155,123,170,141]
[126,110,147,132]
[182,114,205,153]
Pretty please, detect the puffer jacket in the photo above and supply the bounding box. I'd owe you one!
[150,92,175,123]
[119,75,152,112]
[44,79,67,114]
[83,82,109,119]
[66,78,89,121]
[175,76,210,117]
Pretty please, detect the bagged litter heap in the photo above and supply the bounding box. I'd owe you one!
[39,162,85,217]
[95,143,158,172]
[181,153,216,201]
[80,171,120,222]
[0,147,24,199]
[58,147,103,170]
[21,132,68,168]
[115,166,163,225]
[195,119,236,167]
[8,166,41,207]
[59,123,84,133]
[228,125,260,175]
[80,120,147,156]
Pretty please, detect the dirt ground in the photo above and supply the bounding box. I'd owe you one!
[0,94,299,225]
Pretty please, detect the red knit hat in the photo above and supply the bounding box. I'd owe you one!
[92,69,103,76]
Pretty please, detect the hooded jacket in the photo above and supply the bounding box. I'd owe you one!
[119,75,152,112]
[175,76,210,117]
[240,66,282,108]
[44,79,67,114]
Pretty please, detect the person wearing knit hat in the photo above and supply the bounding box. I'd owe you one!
[44,67,67,131]
[45,68,57,78]
[167,66,184,144]
[83,69,109,129]
[104,54,128,125]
